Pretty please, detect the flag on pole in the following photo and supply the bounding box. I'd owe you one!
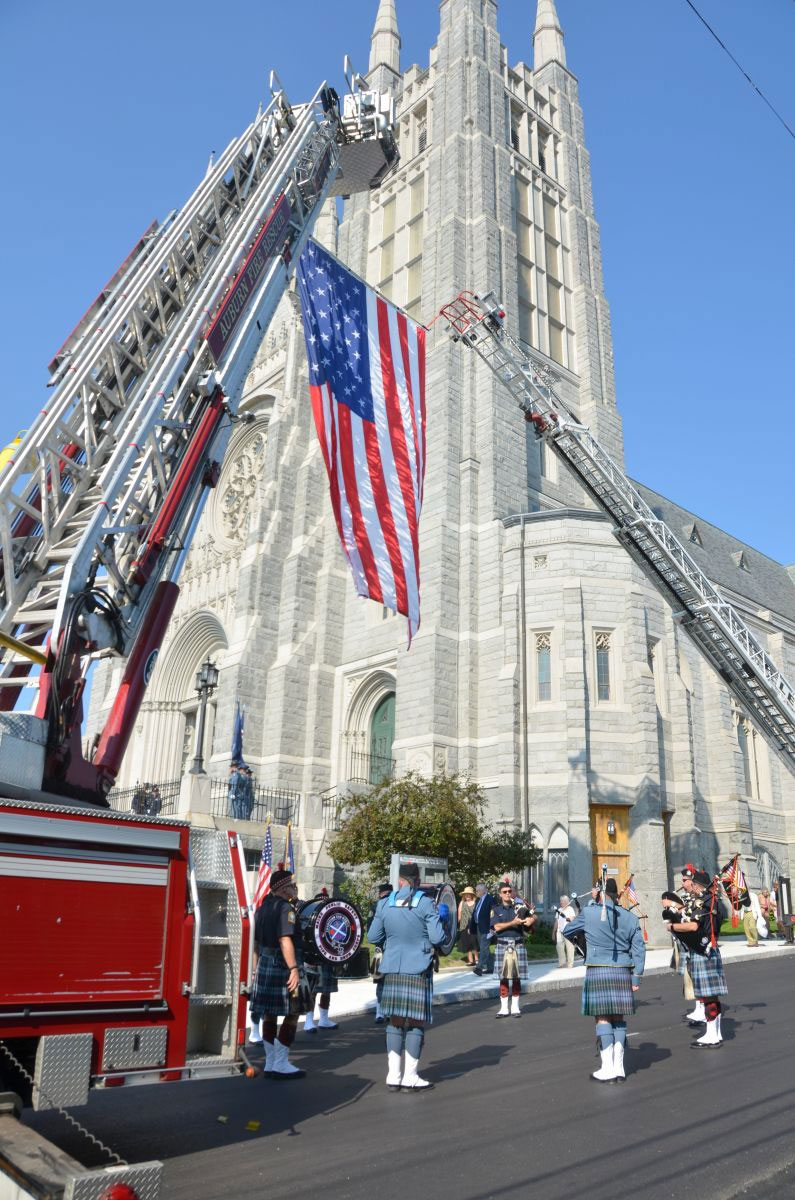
[253,823,273,909]
[720,855,747,927]
[297,240,427,642]
[285,821,295,875]
[231,700,245,765]
[623,875,639,908]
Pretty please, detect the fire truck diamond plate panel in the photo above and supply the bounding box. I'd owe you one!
[102,1025,168,1071]
[33,1033,93,1111]
[65,1161,163,1200]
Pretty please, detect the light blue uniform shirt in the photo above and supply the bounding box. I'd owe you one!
[367,886,446,975]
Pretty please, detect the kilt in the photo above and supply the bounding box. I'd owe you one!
[315,963,338,994]
[380,970,434,1025]
[493,940,530,981]
[688,948,728,998]
[581,965,637,1017]
[251,950,311,1019]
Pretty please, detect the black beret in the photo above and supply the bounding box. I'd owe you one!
[399,861,421,883]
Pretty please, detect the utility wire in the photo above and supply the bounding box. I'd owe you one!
[683,0,795,141]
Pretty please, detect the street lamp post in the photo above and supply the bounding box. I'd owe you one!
[190,657,220,775]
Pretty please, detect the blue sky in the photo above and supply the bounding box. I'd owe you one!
[1,0,792,561]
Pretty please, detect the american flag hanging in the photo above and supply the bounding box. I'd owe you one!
[297,240,426,642]
[624,876,639,907]
[253,823,273,909]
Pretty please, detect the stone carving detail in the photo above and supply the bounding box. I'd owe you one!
[217,427,268,544]
[410,752,431,775]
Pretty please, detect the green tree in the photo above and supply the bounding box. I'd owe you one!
[328,771,541,890]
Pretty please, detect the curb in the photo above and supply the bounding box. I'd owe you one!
[330,942,795,1020]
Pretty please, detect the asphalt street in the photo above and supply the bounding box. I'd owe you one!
[23,956,795,1200]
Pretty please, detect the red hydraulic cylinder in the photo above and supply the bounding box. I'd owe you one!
[92,580,180,777]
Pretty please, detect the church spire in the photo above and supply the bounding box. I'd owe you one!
[533,0,566,70]
[369,0,401,76]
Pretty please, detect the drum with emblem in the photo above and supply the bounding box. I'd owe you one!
[297,897,365,972]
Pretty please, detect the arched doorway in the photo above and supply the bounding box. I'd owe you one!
[369,692,395,784]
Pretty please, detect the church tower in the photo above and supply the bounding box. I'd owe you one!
[93,0,795,915]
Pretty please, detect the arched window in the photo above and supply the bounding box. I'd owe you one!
[547,825,570,907]
[369,692,396,784]
[527,825,544,909]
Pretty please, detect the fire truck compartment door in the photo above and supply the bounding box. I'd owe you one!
[1,816,183,1004]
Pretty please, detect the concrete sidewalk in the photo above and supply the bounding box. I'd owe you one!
[318,938,795,1023]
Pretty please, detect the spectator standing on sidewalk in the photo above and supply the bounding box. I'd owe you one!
[553,894,576,969]
[759,889,776,935]
[457,887,478,966]
[469,882,495,975]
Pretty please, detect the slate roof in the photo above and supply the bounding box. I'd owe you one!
[632,481,795,626]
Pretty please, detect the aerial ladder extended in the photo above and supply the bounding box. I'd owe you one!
[440,292,795,775]
[0,63,397,804]
[0,61,396,1197]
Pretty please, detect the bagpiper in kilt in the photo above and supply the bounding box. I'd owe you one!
[367,861,446,1092]
[251,868,309,1079]
[667,868,728,1049]
[563,877,646,1084]
[677,866,708,1025]
[490,881,537,1018]
[302,889,340,1034]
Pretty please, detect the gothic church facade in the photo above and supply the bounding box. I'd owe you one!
[88,0,795,911]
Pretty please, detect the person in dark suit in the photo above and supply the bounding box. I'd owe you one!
[469,881,495,975]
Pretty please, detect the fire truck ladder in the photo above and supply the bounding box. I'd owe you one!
[440,291,795,773]
[0,70,397,699]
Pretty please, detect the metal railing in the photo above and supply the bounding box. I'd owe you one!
[346,750,395,786]
[321,793,345,832]
[108,778,180,817]
[209,775,301,826]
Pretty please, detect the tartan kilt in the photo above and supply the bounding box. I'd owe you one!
[380,970,434,1025]
[315,963,338,994]
[689,949,728,998]
[581,966,637,1017]
[251,952,311,1019]
[493,940,530,981]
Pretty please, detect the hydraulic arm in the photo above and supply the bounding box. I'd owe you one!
[0,67,397,802]
[440,292,795,774]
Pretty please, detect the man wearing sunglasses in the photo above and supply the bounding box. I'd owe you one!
[490,882,537,1017]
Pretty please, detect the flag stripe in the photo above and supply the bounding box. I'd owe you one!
[371,295,419,623]
[336,404,384,603]
[397,312,422,511]
[386,304,422,579]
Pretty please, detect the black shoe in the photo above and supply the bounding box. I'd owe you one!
[511,1011,522,1018]
[691,1040,723,1049]
[496,1011,510,1019]
[473,967,484,975]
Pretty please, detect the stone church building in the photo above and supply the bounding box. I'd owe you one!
[88,0,795,913]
